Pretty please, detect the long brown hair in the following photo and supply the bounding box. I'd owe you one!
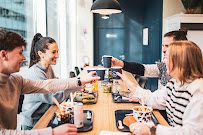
[168,41,203,85]
[29,33,56,67]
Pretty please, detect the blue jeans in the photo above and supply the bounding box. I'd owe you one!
[21,125,32,130]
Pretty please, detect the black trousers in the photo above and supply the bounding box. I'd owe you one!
[21,125,32,130]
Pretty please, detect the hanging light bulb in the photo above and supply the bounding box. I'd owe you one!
[91,0,122,15]
[101,15,110,19]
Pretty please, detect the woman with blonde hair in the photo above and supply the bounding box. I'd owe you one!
[117,41,203,135]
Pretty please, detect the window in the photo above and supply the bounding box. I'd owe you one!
[0,0,34,67]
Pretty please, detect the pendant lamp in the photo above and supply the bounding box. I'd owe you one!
[91,0,122,15]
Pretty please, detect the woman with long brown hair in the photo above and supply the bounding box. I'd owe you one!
[21,33,80,130]
[118,41,203,135]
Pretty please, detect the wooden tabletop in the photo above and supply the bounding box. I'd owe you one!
[33,69,169,134]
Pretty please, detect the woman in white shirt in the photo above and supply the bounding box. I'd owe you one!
[117,41,203,135]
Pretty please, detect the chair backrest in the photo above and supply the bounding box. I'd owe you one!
[134,75,148,89]
[18,95,24,114]
[75,67,80,76]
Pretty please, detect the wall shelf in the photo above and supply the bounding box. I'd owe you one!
[165,14,203,32]
[165,14,203,54]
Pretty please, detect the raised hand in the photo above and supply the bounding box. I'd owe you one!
[111,57,124,67]
[80,71,100,85]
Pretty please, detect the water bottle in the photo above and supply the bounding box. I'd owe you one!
[112,80,120,93]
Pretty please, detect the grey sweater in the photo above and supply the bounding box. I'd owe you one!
[0,71,78,134]
[21,63,79,128]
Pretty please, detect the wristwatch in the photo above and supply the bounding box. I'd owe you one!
[77,77,82,86]
[150,126,156,134]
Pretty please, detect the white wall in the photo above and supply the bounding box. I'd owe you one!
[50,0,93,78]
[163,0,185,35]
[76,0,93,68]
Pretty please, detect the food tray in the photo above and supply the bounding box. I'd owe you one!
[112,93,139,103]
[48,110,93,132]
[115,110,159,132]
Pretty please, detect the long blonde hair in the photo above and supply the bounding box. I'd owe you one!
[168,41,203,85]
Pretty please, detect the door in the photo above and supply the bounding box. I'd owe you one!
[95,28,125,65]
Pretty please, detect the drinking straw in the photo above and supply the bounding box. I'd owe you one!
[141,92,145,112]
[70,92,73,108]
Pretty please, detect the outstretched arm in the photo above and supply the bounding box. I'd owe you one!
[117,72,167,110]
[0,124,77,135]
[111,57,145,75]
[20,72,100,94]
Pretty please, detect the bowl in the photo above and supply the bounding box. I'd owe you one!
[132,106,152,123]
[55,110,70,124]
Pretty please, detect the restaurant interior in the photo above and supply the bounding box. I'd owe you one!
[0,0,203,134]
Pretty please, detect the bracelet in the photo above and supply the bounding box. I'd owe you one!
[77,77,82,86]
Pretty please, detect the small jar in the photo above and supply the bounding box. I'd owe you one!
[102,81,112,93]
[112,80,120,93]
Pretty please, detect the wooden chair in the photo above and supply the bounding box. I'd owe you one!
[75,67,80,76]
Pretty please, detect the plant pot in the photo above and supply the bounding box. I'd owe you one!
[181,0,201,14]
[186,9,195,14]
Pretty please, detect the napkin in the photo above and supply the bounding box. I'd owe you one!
[99,130,130,135]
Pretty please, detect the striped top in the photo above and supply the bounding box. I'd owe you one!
[165,79,199,126]
[134,78,203,134]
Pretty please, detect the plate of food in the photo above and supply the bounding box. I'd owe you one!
[75,92,98,104]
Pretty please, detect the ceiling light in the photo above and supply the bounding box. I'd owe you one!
[91,0,122,15]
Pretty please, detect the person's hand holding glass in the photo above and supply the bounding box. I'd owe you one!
[116,72,140,102]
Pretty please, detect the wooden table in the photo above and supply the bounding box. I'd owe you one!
[33,70,169,134]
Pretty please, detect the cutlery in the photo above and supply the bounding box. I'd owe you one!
[125,113,133,116]
[73,92,76,99]
[118,120,124,129]
[86,111,91,119]
[114,96,120,100]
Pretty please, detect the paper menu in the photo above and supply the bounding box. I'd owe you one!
[99,130,130,135]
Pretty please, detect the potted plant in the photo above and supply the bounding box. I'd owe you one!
[181,0,201,14]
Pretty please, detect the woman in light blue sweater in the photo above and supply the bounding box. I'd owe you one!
[21,33,78,130]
